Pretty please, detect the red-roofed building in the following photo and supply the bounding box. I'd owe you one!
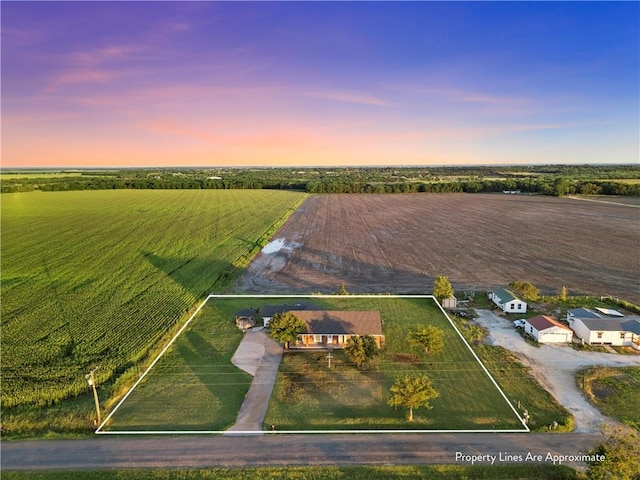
[523,315,573,344]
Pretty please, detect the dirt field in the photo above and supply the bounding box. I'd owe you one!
[236,194,639,304]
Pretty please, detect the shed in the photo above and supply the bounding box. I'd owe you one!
[524,315,573,343]
[441,296,457,309]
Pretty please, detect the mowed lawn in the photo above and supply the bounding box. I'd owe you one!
[104,298,254,431]
[1,190,304,412]
[264,296,524,431]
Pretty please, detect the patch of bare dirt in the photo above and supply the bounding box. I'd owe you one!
[236,193,640,303]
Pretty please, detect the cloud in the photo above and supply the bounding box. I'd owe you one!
[70,45,143,67]
[51,68,131,85]
[300,89,392,107]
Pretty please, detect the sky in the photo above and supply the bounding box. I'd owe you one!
[1,1,638,168]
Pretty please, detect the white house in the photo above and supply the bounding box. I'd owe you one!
[567,307,602,328]
[488,288,527,314]
[524,315,573,343]
[572,317,640,349]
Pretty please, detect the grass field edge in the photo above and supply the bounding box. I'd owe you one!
[432,300,530,432]
[95,295,214,433]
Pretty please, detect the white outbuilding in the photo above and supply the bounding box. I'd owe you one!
[523,315,573,344]
[488,288,527,314]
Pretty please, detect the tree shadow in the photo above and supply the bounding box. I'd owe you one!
[142,250,244,296]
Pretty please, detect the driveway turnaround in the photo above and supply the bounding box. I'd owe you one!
[227,327,284,433]
[473,309,640,433]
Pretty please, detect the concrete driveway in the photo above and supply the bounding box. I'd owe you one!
[227,328,283,434]
[473,309,640,433]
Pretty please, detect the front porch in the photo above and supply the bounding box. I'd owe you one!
[292,333,384,349]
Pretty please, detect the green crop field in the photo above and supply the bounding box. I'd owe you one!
[1,190,305,411]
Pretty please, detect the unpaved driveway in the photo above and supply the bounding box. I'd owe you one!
[473,309,640,433]
[227,328,283,434]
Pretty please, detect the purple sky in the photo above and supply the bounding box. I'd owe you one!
[2,2,638,168]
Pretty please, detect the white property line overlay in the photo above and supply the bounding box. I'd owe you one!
[97,294,529,434]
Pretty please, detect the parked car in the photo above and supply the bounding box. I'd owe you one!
[513,319,526,329]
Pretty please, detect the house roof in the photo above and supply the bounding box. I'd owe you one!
[257,302,323,318]
[527,315,571,332]
[568,308,602,319]
[621,319,640,335]
[493,288,521,303]
[579,318,631,332]
[289,310,383,336]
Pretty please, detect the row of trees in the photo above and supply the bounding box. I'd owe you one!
[3,165,639,195]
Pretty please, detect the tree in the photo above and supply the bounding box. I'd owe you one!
[338,282,348,295]
[267,312,306,350]
[388,374,439,422]
[509,281,540,301]
[408,326,445,354]
[586,426,639,480]
[433,275,454,301]
[559,285,567,301]
[344,335,378,369]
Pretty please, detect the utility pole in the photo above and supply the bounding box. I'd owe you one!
[86,367,101,425]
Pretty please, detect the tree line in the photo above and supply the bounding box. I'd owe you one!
[2,165,639,196]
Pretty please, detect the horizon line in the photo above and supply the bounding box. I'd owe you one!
[2,162,639,171]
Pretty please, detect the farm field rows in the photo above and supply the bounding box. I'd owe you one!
[1,190,305,410]
[238,193,640,304]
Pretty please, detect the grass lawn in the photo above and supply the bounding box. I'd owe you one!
[577,366,640,430]
[264,296,524,431]
[102,298,260,431]
[472,345,573,432]
[0,464,581,480]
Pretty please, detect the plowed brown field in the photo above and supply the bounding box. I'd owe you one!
[237,194,640,303]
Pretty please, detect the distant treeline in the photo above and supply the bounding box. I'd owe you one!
[2,165,639,196]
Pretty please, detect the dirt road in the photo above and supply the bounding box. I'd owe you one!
[473,309,640,432]
[1,432,604,471]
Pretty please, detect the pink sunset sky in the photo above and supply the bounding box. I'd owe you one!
[2,2,638,168]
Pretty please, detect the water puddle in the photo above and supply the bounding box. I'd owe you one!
[261,238,286,254]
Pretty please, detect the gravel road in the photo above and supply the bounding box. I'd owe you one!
[473,309,640,433]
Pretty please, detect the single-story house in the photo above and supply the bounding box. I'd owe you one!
[571,317,640,349]
[287,310,385,349]
[235,303,323,328]
[566,307,602,328]
[523,315,573,343]
[488,288,527,314]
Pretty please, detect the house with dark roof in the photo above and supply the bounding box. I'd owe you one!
[572,316,640,349]
[288,310,385,349]
[523,315,573,343]
[235,303,323,330]
[488,288,527,314]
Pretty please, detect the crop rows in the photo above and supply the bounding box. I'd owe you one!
[1,189,304,408]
